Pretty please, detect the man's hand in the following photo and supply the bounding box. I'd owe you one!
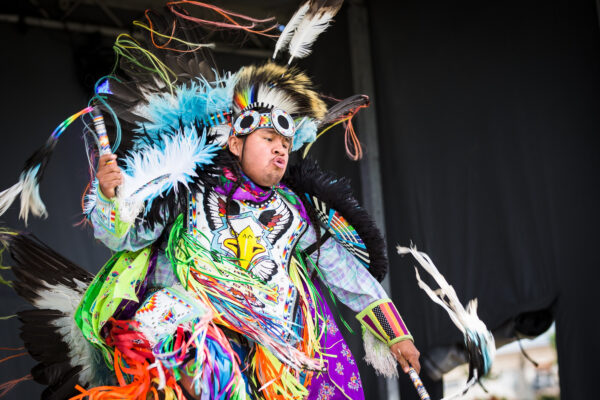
[390,340,421,374]
[96,154,122,198]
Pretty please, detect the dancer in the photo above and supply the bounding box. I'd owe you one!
[0,1,419,398]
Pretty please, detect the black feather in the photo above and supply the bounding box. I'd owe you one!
[0,231,98,396]
[40,366,83,400]
[283,158,389,281]
[3,232,93,304]
[319,94,370,127]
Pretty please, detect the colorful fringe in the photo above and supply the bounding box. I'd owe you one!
[166,214,328,398]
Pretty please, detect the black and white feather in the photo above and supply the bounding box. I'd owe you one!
[273,2,310,60]
[274,0,344,64]
[0,139,61,225]
[0,231,114,399]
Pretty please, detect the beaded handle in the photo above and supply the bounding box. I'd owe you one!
[408,367,431,400]
[92,107,112,157]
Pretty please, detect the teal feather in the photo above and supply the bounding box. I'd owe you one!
[133,76,235,148]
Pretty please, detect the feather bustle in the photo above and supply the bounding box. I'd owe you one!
[1,232,110,395]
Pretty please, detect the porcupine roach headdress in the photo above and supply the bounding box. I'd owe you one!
[0,0,368,228]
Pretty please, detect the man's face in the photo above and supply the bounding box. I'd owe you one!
[228,128,291,187]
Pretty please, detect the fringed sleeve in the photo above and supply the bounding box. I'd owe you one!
[87,184,166,252]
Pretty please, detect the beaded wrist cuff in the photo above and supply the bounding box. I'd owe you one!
[356,299,413,346]
[95,189,131,237]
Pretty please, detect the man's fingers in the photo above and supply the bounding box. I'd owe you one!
[101,178,123,189]
[97,165,121,176]
[99,154,117,163]
[102,179,122,188]
[395,352,410,373]
[98,171,122,181]
[398,358,409,373]
[408,355,421,374]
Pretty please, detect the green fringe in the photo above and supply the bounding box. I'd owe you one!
[299,249,355,335]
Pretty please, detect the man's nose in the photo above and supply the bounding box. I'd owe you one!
[273,140,286,154]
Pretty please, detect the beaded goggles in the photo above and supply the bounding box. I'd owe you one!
[232,107,296,138]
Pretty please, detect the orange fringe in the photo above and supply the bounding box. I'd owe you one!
[70,349,184,400]
[0,374,32,398]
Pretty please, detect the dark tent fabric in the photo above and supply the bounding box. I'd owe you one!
[367,0,600,397]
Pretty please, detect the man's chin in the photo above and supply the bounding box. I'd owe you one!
[262,171,285,187]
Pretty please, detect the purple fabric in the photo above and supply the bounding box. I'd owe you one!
[306,280,365,400]
[362,315,381,335]
[214,167,310,222]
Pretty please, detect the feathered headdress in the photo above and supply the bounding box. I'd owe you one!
[0,0,368,226]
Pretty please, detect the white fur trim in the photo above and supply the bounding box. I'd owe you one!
[363,328,399,378]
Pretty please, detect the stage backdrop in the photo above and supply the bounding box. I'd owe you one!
[367,0,600,398]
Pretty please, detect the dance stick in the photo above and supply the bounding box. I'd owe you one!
[407,367,431,400]
[91,107,113,161]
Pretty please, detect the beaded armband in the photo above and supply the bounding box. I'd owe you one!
[95,189,132,237]
[356,299,413,346]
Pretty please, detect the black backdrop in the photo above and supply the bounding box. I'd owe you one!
[1,0,600,398]
[368,0,600,398]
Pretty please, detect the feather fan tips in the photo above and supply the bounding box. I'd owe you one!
[273,2,310,60]
[19,166,47,224]
[0,181,24,218]
[117,125,219,224]
[286,0,344,64]
[0,166,47,226]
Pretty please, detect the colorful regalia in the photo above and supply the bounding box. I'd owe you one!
[0,1,420,399]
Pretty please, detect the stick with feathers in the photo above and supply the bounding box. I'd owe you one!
[397,245,496,400]
[0,107,94,225]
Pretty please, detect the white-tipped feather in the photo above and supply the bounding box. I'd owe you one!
[33,278,97,385]
[117,126,218,223]
[0,180,24,217]
[273,2,310,59]
[0,167,47,225]
[287,8,338,64]
[208,124,233,147]
[19,167,47,225]
[362,328,399,378]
